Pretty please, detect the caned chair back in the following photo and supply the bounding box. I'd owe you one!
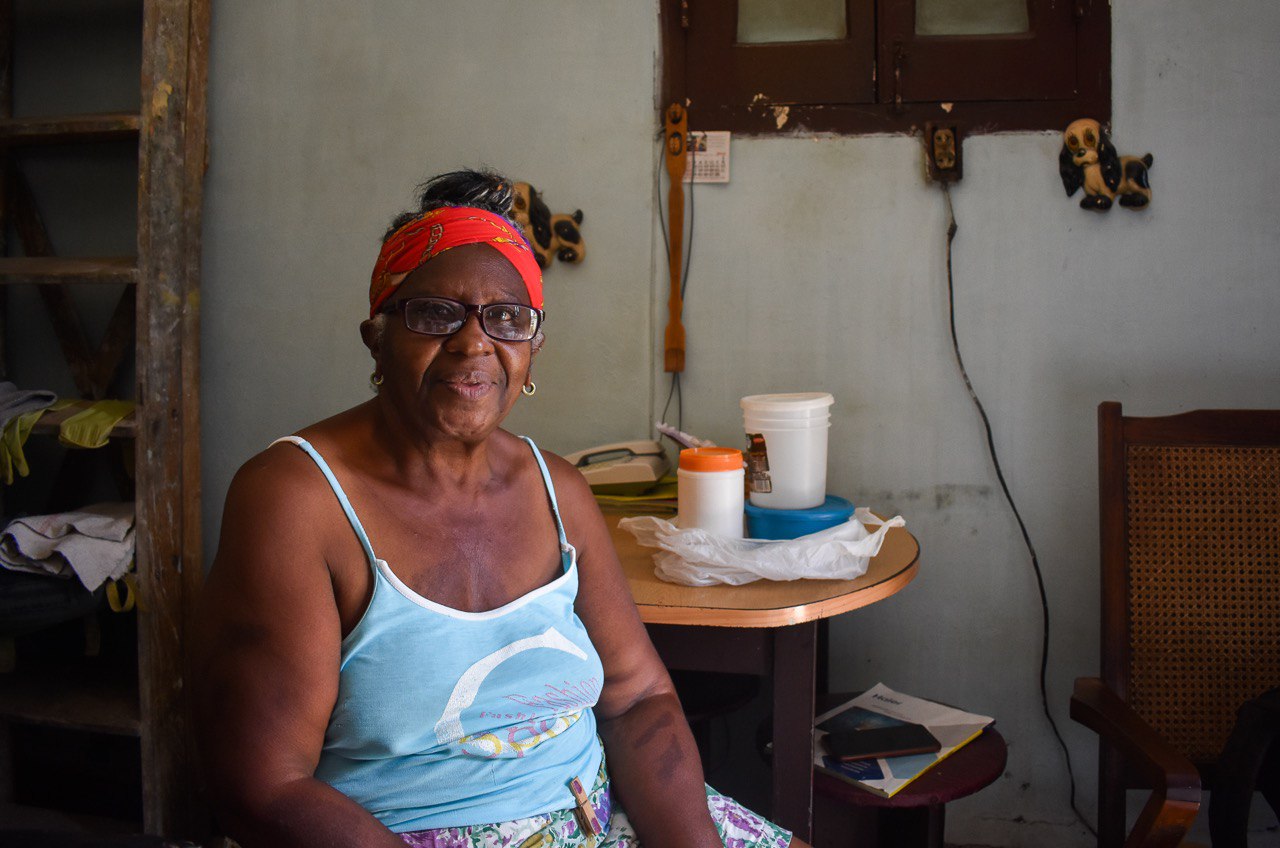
[1099,402,1280,769]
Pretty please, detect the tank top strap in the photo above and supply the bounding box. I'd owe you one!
[270,436,378,571]
[519,436,571,558]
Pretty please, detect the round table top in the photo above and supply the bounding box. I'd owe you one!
[609,513,920,628]
[814,728,1008,808]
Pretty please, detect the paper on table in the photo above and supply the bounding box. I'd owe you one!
[814,683,994,797]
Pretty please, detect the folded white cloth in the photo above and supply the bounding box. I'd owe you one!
[0,502,135,592]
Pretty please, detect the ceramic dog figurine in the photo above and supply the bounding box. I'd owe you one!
[512,182,586,267]
[1059,118,1153,212]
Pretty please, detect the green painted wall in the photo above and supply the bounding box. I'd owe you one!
[200,3,1280,844]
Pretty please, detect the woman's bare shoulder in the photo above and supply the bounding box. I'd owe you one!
[217,407,376,559]
[227,438,326,504]
[228,403,376,501]
[523,439,593,503]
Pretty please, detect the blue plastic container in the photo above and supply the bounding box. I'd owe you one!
[744,494,855,540]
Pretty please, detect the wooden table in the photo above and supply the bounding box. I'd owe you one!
[814,725,1008,848]
[609,516,920,842]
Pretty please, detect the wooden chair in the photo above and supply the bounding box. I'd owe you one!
[1071,402,1280,848]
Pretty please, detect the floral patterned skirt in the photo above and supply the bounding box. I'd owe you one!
[397,755,791,848]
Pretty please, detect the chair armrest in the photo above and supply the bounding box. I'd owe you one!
[1072,677,1201,848]
[1071,677,1202,799]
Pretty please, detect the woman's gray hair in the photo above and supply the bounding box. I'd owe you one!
[367,311,390,348]
[382,169,521,241]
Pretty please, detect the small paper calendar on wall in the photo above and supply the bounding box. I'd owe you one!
[682,131,731,183]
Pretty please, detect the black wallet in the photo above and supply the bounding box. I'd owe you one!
[824,723,941,761]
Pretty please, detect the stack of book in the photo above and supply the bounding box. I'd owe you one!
[813,683,994,798]
[593,475,678,515]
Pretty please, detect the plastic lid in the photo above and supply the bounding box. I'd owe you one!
[739,392,835,413]
[744,494,854,520]
[679,446,744,472]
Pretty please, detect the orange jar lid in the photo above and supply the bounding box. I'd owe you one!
[679,446,743,472]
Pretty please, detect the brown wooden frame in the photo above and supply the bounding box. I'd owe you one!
[681,0,874,109]
[135,0,208,836]
[879,0,1077,103]
[661,0,1110,136]
[1072,401,1280,848]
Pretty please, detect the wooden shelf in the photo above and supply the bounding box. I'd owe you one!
[0,1,209,835]
[0,256,138,285]
[0,664,140,737]
[32,400,138,439]
[0,112,141,147]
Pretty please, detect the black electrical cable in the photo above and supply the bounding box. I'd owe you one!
[939,182,1095,838]
[682,143,695,300]
[677,372,684,433]
[661,370,682,433]
[656,139,672,262]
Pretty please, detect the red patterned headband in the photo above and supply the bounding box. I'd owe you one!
[369,206,543,318]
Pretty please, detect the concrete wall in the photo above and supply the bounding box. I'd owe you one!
[202,2,1280,845]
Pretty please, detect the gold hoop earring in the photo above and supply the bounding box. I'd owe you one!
[370,371,384,392]
[522,382,536,396]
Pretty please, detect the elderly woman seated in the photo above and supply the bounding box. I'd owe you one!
[191,170,802,848]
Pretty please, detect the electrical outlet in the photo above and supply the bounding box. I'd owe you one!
[925,123,962,182]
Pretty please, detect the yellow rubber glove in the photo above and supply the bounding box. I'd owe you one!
[0,428,11,484]
[1,407,50,483]
[58,399,136,449]
[107,573,138,613]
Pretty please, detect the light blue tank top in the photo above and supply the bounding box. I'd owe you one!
[276,436,604,832]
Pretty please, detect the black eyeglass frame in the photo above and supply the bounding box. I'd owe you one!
[378,296,545,342]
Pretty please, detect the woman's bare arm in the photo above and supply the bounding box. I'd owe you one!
[549,454,722,848]
[190,447,404,848]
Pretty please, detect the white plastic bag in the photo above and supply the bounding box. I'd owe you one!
[617,507,906,587]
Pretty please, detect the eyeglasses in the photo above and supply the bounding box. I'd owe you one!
[379,296,544,342]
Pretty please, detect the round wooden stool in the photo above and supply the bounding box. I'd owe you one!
[813,727,1008,848]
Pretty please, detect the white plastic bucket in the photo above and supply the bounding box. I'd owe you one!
[740,393,834,510]
[740,393,835,423]
[742,414,831,430]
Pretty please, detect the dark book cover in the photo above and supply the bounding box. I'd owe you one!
[823,723,941,762]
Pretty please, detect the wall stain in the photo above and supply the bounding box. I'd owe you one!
[858,484,993,515]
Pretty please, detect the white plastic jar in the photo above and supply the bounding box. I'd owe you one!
[676,447,745,539]
[740,392,834,510]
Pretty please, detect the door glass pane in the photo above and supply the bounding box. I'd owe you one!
[738,0,846,44]
[915,0,1029,35]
